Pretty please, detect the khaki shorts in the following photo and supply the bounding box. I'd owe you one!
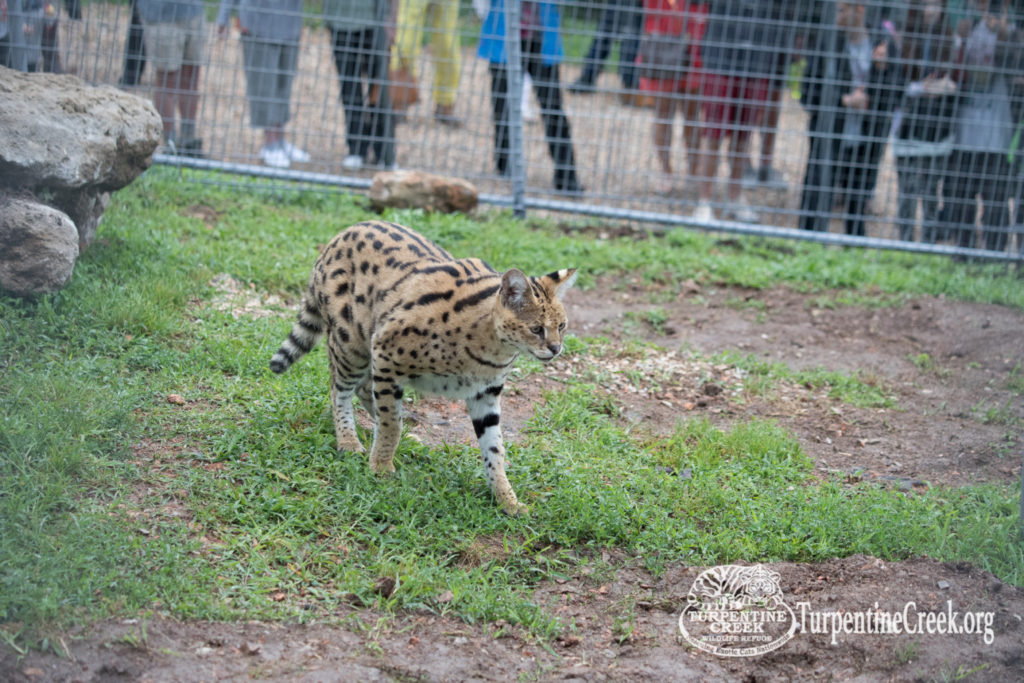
[144,15,207,73]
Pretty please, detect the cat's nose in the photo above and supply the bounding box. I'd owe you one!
[547,343,561,356]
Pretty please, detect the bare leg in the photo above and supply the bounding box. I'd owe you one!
[176,63,201,138]
[682,89,701,177]
[152,68,180,141]
[653,94,676,176]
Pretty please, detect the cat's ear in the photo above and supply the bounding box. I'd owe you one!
[500,269,531,311]
[543,268,578,299]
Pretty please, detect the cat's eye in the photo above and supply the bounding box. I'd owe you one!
[558,322,567,332]
[531,325,545,338]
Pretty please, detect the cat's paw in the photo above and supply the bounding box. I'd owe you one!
[336,436,366,454]
[369,458,396,476]
[500,500,529,517]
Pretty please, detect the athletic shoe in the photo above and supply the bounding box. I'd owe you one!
[341,154,364,171]
[726,201,758,223]
[283,141,310,163]
[692,200,714,223]
[260,145,290,169]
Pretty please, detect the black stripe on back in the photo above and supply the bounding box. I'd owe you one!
[453,284,500,313]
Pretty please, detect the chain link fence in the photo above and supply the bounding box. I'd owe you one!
[19,0,1024,261]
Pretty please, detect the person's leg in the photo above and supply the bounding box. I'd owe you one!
[365,24,395,166]
[175,16,206,155]
[430,0,461,114]
[332,28,366,157]
[393,0,426,74]
[177,63,201,141]
[120,0,146,86]
[653,92,676,176]
[152,68,181,142]
[921,154,946,243]
[945,151,978,249]
[681,85,701,177]
[617,0,643,90]
[144,20,185,143]
[488,61,510,176]
[895,155,921,241]
[574,5,617,87]
[698,74,730,207]
[530,49,582,193]
[758,86,783,176]
[799,125,835,232]
[727,76,766,203]
[843,144,874,237]
[979,152,1011,252]
[41,10,61,73]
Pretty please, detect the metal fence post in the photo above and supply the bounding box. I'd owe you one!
[503,0,527,219]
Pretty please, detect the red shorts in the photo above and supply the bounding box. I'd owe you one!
[700,73,770,141]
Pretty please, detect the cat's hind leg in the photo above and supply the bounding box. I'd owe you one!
[327,339,368,454]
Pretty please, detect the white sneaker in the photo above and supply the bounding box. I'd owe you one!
[260,145,291,169]
[283,141,310,163]
[342,154,364,171]
[656,172,674,195]
[726,201,759,223]
[692,200,714,223]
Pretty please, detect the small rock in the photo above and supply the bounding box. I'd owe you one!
[437,589,454,604]
[937,580,951,590]
[166,394,186,405]
[558,634,581,647]
[373,576,397,598]
[453,636,468,646]
[241,642,261,656]
[701,382,722,396]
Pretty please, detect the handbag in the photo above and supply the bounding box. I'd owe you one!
[389,65,420,111]
[638,32,690,82]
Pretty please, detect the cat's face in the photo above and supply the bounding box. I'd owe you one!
[495,268,577,362]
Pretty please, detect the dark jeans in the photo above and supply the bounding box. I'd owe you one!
[121,0,146,86]
[800,125,885,236]
[331,26,394,166]
[577,0,642,89]
[944,150,1012,252]
[488,35,581,192]
[895,153,948,243]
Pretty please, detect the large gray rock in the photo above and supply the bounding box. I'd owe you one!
[0,197,79,296]
[0,66,161,249]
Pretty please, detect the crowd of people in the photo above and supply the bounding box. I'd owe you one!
[3,1,1022,252]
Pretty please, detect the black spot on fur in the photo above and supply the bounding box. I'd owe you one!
[472,413,500,438]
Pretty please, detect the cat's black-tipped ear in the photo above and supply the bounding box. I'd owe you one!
[543,268,578,299]
[500,269,531,311]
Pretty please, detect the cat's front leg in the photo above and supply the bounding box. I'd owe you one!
[467,385,525,515]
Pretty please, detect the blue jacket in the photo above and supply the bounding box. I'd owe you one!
[477,0,563,65]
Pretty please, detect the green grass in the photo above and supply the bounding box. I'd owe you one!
[1,169,1021,649]
[713,349,897,409]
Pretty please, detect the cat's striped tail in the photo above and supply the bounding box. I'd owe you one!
[270,295,325,374]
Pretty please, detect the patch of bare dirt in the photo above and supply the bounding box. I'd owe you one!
[4,555,1022,681]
